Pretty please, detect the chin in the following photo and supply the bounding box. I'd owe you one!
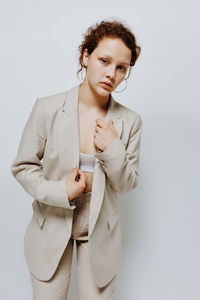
[90,82,111,98]
[98,85,111,95]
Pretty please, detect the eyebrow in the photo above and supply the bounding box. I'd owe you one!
[101,54,130,66]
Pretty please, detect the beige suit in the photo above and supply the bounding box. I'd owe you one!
[11,83,142,288]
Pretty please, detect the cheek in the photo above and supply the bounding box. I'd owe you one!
[87,71,97,84]
[89,61,104,79]
[116,74,126,85]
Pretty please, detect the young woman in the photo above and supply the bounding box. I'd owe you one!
[11,20,142,300]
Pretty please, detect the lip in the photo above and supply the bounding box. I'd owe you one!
[101,82,112,88]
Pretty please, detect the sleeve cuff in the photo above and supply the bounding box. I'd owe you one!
[94,137,125,162]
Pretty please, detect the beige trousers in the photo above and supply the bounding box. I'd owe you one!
[30,192,116,300]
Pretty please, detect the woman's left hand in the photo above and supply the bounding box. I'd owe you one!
[93,118,119,152]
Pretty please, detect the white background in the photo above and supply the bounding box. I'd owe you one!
[1,0,200,299]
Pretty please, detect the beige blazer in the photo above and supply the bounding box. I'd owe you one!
[11,83,143,288]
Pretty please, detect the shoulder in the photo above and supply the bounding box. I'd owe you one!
[32,87,73,118]
[114,99,142,128]
[35,89,69,109]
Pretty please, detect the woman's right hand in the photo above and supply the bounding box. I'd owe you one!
[66,165,87,202]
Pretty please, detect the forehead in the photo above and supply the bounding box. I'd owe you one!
[93,37,131,64]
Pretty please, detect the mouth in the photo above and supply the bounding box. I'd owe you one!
[101,82,112,89]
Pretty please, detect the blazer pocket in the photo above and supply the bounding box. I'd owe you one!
[107,208,120,232]
[32,199,46,228]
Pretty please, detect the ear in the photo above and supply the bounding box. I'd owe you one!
[82,48,89,68]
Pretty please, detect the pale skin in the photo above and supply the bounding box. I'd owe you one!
[66,37,132,201]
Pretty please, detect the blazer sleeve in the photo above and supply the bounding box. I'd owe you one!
[94,115,143,194]
[10,98,76,210]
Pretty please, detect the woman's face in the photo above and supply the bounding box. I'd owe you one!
[82,37,132,97]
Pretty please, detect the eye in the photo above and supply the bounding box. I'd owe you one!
[118,65,126,72]
[101,58,108,64]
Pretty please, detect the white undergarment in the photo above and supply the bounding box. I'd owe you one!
[79,152,96,173]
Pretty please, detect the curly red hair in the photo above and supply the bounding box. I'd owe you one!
[77,19,141,81]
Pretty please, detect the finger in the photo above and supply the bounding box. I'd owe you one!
[96,119,107,129]
[94,125,102,133]
[74,167,81,181]
[72,165,78,177]
[78,170,87,183]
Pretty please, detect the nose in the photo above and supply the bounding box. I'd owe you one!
[106,66,116,80]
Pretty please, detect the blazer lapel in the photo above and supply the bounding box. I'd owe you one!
[89,91,123,237]
[56,85,80,179]
[56,83,123,237]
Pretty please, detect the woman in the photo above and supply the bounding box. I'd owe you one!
[11,20,142,300]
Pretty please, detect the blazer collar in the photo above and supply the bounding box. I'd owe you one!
[62,83,122,128]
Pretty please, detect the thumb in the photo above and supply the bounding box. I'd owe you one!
[72,165,78,177]
[108,119,114,128]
